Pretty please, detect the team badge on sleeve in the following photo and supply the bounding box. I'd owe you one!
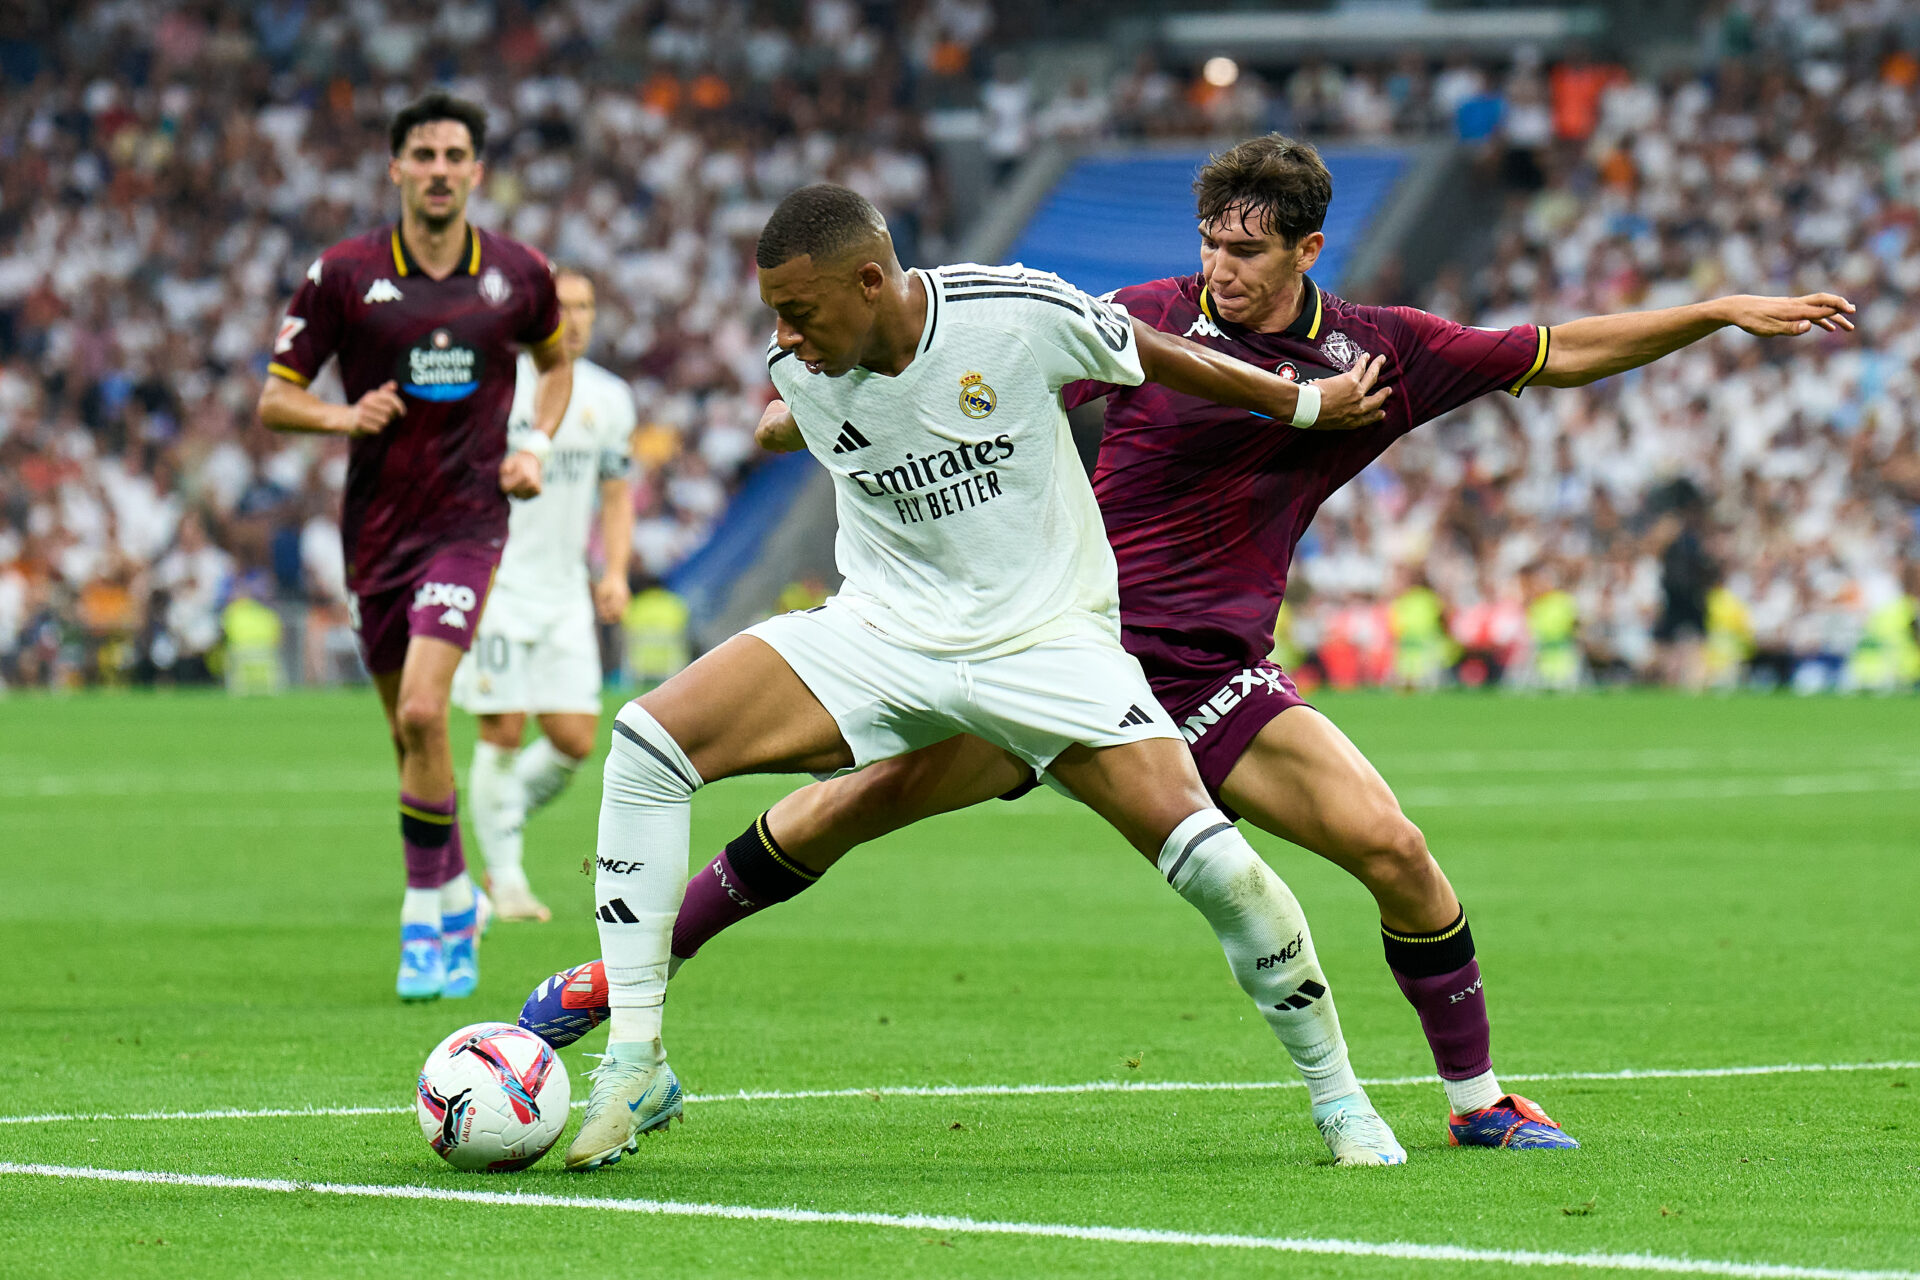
[274,317,306,354]
[959,371,997,419]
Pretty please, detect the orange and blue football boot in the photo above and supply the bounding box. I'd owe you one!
[1448,1095,1579,1149]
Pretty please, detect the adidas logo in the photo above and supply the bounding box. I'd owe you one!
[364,278,403,304]
[597,898,639,924]
[1117,704,1154,728]
[1273,978,1327,1012]
[831,421,872,454]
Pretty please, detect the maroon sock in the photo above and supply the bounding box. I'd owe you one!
[671,812,819,960]
[1382,909,1494,1083]
[400,792,457,889]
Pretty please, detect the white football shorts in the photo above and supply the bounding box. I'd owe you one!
[742,597,1179,775]
[453,599,603,716]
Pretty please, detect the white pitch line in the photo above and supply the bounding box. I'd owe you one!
[1,1162,1913,1280]
[3,1060,1912,1128]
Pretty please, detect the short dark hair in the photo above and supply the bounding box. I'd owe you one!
[1193,134,1332,245]
[389,90,488,157]
[755,184,887,270]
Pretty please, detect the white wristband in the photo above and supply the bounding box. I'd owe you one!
[516,430,553,464]
[1289,383,1321,429]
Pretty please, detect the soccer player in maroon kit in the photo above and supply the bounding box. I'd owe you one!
[259,92,572,1002]
[526,135,1853,1151]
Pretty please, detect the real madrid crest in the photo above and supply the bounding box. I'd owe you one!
[479,266,511,306]
[959,371,996,419]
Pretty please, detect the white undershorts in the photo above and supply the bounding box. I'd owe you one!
[742,597,1179,775]
[453,598,603,716]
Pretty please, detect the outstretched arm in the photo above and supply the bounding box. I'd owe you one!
[500,340,574,498]
[1534,293,1854,389]
[1134,320,1390,430]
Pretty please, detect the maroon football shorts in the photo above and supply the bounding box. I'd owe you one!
[348,546,500,677]
[1149,659,1310,813]
[997,657,1310,816]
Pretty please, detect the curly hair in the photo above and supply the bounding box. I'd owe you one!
[1193,134,1332,245]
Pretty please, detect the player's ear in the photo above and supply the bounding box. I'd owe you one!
[856,261,886,300]
[388,155,402,187]
[1294,232,1326,272]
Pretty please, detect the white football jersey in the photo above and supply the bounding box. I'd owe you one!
[487,355,636,638]
[769,264,1144,658]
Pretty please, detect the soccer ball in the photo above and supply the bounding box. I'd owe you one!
[415,1021,570,1171]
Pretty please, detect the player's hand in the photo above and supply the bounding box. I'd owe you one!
[1308,353,1391,431]
[593,572,631,623]
[344,381,406,435]
[1720,293,1856,336]
[755,399,805,453]
[500,450,544,498]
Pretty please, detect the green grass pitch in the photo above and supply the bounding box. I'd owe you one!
[2,689,1917,1278]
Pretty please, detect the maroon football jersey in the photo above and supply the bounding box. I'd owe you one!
[269,224,563,595]
[1064,273,1548,679]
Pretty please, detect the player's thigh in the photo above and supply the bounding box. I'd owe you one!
[1218,704,1413,868]
[772,733,1031,864]
[1046,736,1212,861]
[637,634,854,780]
[395,636,467,735]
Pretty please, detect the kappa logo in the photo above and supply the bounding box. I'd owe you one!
[438,607,467,629]
[364,278,403,304]
[1183,311,1227,341]
[1179,667,1292,744]
[831,421,872,454]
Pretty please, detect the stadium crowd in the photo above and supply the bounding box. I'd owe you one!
[0,0,990,688]
[1,0,1916,693]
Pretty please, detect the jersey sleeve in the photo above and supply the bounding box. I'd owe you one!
[599,377,638,481]
[505,355,538,444]
[516,251,565,352]
[1003,271,1146,393]
[1385,307,1551,426]
[267,256,344,388]
[1061,282,1172,409]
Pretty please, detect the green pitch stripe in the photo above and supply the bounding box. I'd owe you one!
[1,1162,1913,1280]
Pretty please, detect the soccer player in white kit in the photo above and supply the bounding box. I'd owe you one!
[454,268,636,922]
[564,184,1398,1172]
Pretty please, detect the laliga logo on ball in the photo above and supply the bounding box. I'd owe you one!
[959,370,997,419]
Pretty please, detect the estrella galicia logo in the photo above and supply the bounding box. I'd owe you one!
[400,328,482,401]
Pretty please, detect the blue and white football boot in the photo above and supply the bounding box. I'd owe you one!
[396,922,444,1002]
[1313,1092,1409,1166]
[564,1043,684,1171]
[440,888,490,999]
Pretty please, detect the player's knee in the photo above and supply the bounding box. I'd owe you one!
[548,727,595,761]
[1351,807,1432,887]
[395,692,449,747]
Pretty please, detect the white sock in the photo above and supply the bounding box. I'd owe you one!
[469,740,528,890]
[1444,1070,1505,1115]
[596,705,701,1045]
[516,736,584,813]
[438,870,476,923]
[1158,810,1362,1107]
[401,888,440,930]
